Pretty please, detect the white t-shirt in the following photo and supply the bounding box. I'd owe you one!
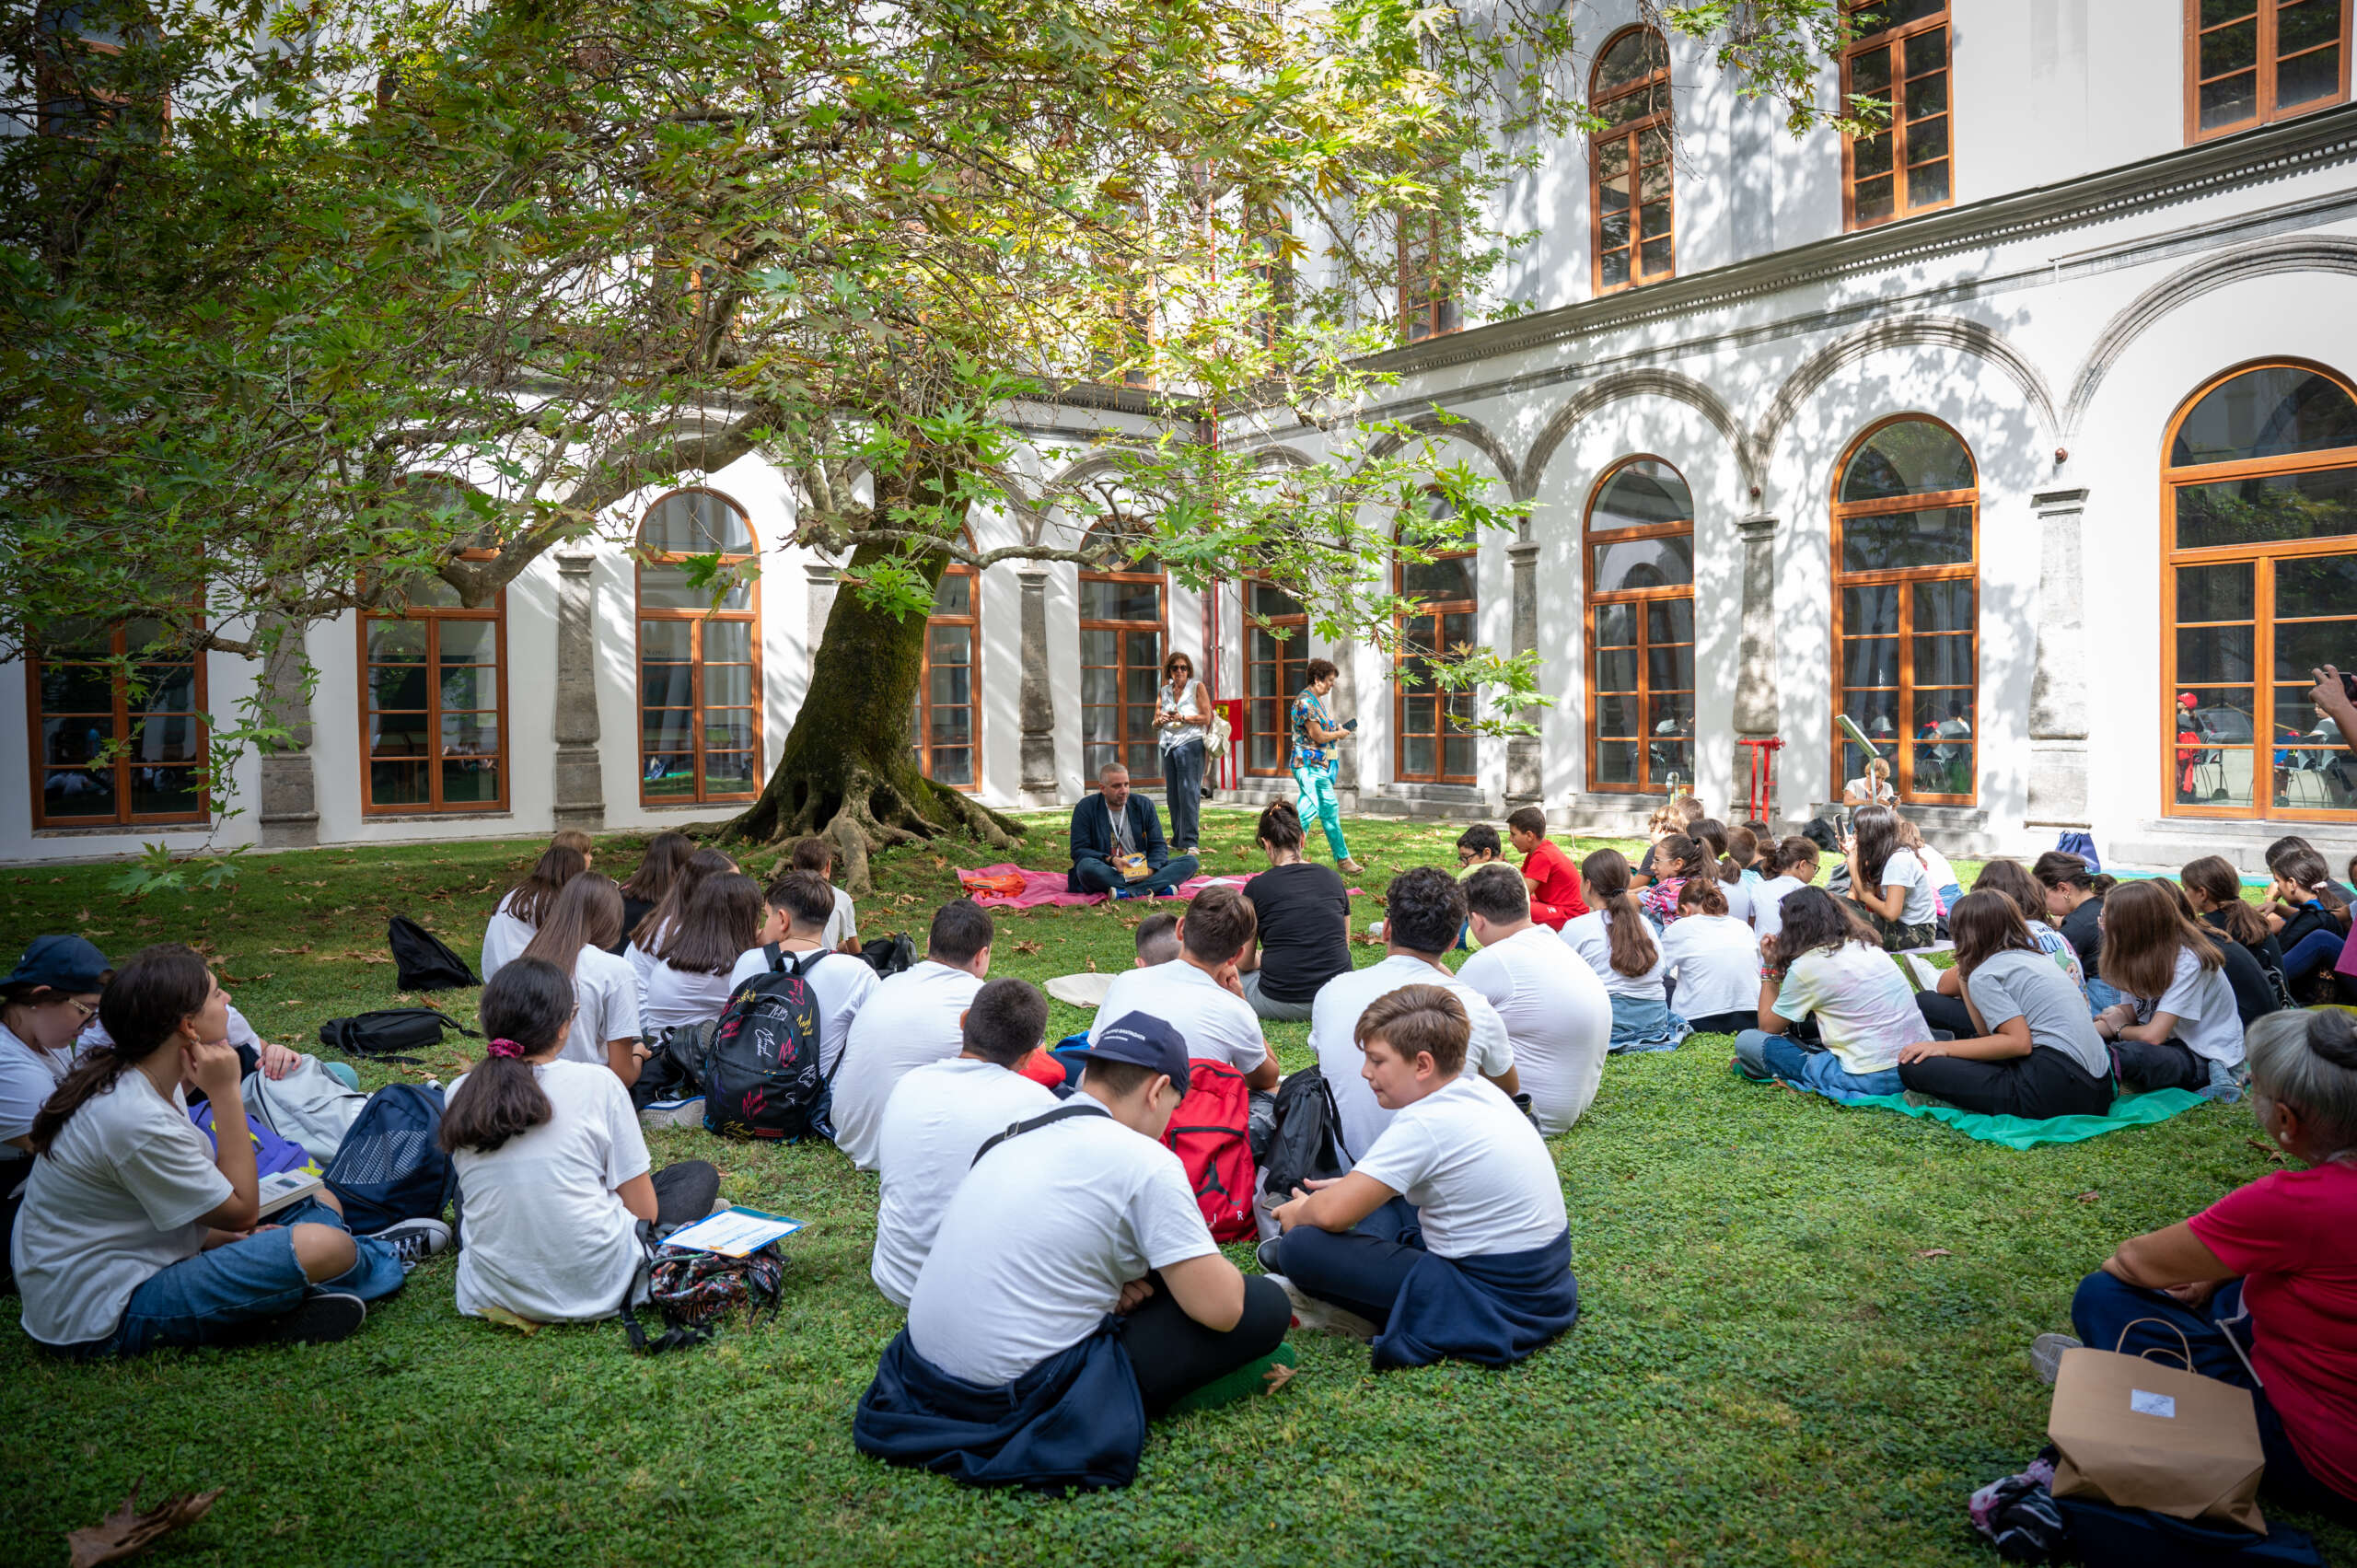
[1309,954,1515,1164]
[0,1019,85,1152]
[448,1059,651,1322]
[562,945,642,1067]
[1086,960,1271,1074]
[638,959,736,1033]
[1557,910,1667,1002]
[831,960,987,1173]
[1875,852,1938,928]
[823,887,860,954]
[1456,925,1610,1136]
[1720,874,1756,926]
[481,890,536,982]
[1354,1074,1568,1259]
[1658,912,1763,1022]
[11,1070,232,1346]
[869,1058,1058,1307]
[624,927,668,997]
[1771,942,1923,1076]
[1919,844,1961,894]
[2133,947,2247,1067]
[907,1105,1216,1386]
[1749,874,1806,942]
[724,946,879,1073]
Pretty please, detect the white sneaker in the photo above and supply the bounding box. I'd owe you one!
[1904,953,1945,991]
[376,1216,452,1267]
[1268,1273,1378,1342]
[2030,1331,2082,1385]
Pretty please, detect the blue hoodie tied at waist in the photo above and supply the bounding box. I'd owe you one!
[1372,1228,1580,1372]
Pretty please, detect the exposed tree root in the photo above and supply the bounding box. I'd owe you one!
[721,758,1027,896]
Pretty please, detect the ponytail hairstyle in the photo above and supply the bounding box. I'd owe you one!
[2263,835,2316,874]
[620,830,694,905]
[2276,846,2351,923]
[438,958,572,1154]
[519,873,626,979]
[2100,878,2223,1002]
[505,837,590,927]
[2180,855,2271,946]
[2032,850,2116,899]
[1850,804,1903,888]
[634,846,737,953]
[1580,849,1658,977]
[1772,887,1877,967]
[1946,890,2036,985]
[1677,875,1729,918]
[658,872,765,975]
[1655,833,1710,883]
[1766,835,1822,879]
[1255,799,1305,854]
[1972,858,2052,929]
[1689,818,1741,884]
[29,944,212,1156]
[1725,825,1760,877]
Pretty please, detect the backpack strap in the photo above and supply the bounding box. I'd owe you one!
[971,1101,1110,1167]
[763,941,784,973]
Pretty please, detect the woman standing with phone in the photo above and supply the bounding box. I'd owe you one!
[1155,652,1211,856]
[1289,659,1364,877]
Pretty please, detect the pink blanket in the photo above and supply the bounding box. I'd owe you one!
[955,865,1255,910]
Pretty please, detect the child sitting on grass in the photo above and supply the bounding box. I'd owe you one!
[788,835,863,954]
[1894,891,2112,1121]
[1507,807,1587,930]
[1133,912,1180,967]
[2265,844,2352,999]
[2092,880,2245,1095]
[1731,889,1920,1102]
[1658,877,1761,1036]
[1748,837,1820,944]
[482,829,593,982]
[1455,823,1503,878]
[1557,850,1688,1052]
[640,872,766,1032]
[517,872,645,1085]
[1631,795,1702,889]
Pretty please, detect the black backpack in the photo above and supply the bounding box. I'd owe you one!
[702,945,836,1142]
[1260,1063,1350,1200]
[388,915,479,991]
[322,1083,456,1233]
[858,933,916,979]
[318,1007,479,1062]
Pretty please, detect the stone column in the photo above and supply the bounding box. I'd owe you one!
[1505,540,1542,807]
[2026,488,2092,827]
[1017,568,1058,794]
[255,617,319,848]
[1733,514,1782,820]
[550,549,606,830]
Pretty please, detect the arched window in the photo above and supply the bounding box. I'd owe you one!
[29,617,208,828]
[1245,578,1308,776]
[1395,493,1478,785]
[359,478,505,815]
[1842,0,1952,229]
[2187,1,2348,143]
[2163,362,2357,819]
[1585,458,1695,793]
[1078,521,1167,784]
[1832,417,1978,804]
[910,534,981,789]
[1590,28,1675,295]
[637,489,761,805]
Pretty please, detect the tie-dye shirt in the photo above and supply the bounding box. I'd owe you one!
[1770,941,1922,1076]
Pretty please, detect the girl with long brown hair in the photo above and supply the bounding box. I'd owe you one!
[2033,851,2118,1009]
[616,830,694,948]
[1558,849,1688,1051]
[2181,855,2293,1017]
[1894,892,2113,1120]
[1731,888,1920,1102]
[519,872,646,1085]
[482,829,595,981]
[623,845,737,995]
[2092,880,2245,1093]
[1842,805,1937,951]
[1747,836,1820,944]
[640,872,766,1031]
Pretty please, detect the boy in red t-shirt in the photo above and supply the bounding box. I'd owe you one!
[1506,807,1588,929]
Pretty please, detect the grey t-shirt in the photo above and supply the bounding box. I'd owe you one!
[1964,948,2110,1080]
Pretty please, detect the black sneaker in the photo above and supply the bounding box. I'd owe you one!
[1255,1237,1285,1274]
[270,1290,366,1345]
[376,1217,451,1267]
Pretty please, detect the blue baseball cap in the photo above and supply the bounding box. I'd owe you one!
[1069,1011,1190,1096]
[5,935,115,993]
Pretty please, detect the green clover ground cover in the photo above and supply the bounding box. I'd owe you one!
[2,811,2346,1568]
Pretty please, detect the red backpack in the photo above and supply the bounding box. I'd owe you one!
[1161,1060,1257,1242]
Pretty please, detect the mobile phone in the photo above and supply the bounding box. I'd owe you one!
[2340,671,2357,702]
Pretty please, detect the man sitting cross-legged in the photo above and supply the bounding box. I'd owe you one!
[1269,984,1578,1370]
[854,1013,1294,1491]
[867,977,1059,1307]
[1086,886,1280,1093]
[830,899,996,1173]
[1067,764,1201,898]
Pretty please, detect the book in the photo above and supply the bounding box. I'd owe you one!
[660,1205,805,1258]
[256,1168,325,1218]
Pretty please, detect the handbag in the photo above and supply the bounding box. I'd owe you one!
[2048,1318,2268,1534]
[1205,707,1232,760]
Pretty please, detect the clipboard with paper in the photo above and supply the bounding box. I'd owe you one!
[660,1206,805,1258]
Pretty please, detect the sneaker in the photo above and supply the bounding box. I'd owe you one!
[376,1216,452,1267]
[1729,1055,1774,1084]
[2030,1331,2082,1385]
[270,1290,366,1345]
[1269,1274,1378,1342]
[1903,953,1945,991]
[1255,1237,1286,1274]
[1337,859,1366,877]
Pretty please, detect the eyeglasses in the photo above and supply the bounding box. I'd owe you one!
[64,998,98,1021]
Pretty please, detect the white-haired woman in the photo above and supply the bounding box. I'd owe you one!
[2036,1008,2357,1521]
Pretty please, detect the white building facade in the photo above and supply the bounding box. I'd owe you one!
[7,0,2355,869]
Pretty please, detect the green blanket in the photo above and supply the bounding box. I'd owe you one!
[1842,1087,2212,1149]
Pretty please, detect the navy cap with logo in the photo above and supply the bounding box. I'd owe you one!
[1069,1011,1190,1097]
[4,935,115,994]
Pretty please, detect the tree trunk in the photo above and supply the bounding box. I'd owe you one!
[720,534,1026,892]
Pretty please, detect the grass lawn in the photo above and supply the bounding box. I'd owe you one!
[2,809,2345,1568]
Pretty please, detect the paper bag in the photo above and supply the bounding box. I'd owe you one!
[2049,1339,2266,1534]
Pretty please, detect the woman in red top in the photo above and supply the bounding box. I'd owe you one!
[1505,807,1587,930]
[2050,1007,2357,1521]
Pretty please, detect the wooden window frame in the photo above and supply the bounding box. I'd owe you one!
[1398,213,1462,344]
[1393,527,1480,787]
[26,621,211,830]
[635,487,763,807]
[2184,0,2351,144]
[356,563,509,817]
[1840,0,1954,231]
[1078,530,1168,786]
[1243,577,1308,778]
[1829,414,1981,807]
[1583,455,1695,795]
[1588,26,1677,296]
[2159,359,2357,823]
[910,534,981,792]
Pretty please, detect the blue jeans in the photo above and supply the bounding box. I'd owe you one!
[2283,927,2348,985]
[1732,1029,1904,1102]
[1160,739,1205,851]
[1290,763,1349,862]
[1275,1197,1424,1327]
[1071,854,1201,897]
[105,1196,406,1356]
[2085,976,2122,1015]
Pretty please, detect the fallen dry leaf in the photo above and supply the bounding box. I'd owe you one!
[75,907,93,923]
[1916,1248,1953,1259]
[2246,1137,2291,1165]
[1012,940,1044,956]
[2077,1191,2100,1203]
[67,1481,223,1567]
[1085,958,1098,972]
[479,1305,540,1335]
